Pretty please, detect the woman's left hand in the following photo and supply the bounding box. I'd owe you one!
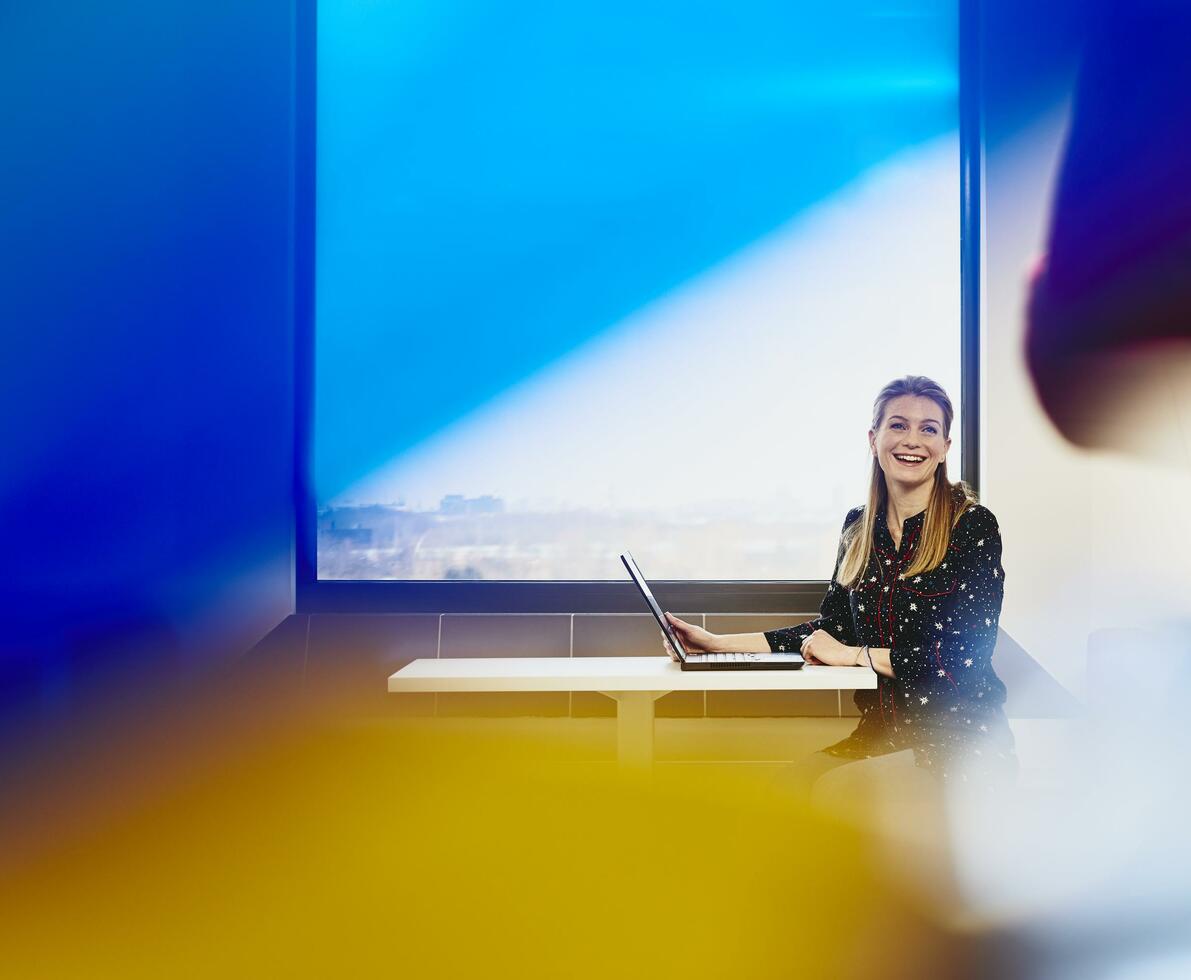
[799,629,856,666]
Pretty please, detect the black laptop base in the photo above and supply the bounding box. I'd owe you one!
[680,653,804,671]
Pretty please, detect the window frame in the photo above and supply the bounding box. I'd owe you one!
[293,0,981,615]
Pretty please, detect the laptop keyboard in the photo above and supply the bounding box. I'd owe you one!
[690,653,799,662]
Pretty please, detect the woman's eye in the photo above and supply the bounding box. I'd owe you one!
[924,426,937,435]
[891,422,905,430]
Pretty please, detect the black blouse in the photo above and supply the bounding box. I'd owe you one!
[765,503,1015,777]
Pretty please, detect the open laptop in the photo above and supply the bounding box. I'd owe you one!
[619,552,804,671]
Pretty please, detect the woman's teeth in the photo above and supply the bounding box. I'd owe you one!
[894,454,925,464]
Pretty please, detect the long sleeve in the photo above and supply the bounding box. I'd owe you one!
[888,506,1005,706]
[765,508,862,654]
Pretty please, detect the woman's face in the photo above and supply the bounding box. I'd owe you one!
[868,394,951,492]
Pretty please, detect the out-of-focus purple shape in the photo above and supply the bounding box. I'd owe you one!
[1025,0,1191,454]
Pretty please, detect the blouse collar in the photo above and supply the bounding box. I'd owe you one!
[876,506,927,530]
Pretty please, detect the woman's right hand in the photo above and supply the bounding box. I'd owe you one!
[661,613,719,660]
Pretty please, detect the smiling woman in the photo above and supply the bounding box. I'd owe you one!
[665,376,1015,785]
[841,377,973,585]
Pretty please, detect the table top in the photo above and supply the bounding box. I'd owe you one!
[387,656,879,694]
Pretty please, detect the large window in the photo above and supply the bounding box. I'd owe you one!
[303,0,970,596]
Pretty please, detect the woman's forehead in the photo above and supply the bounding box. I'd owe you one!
[883,395,944,424]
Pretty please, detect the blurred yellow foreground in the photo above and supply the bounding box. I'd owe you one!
[0,701,1002,979]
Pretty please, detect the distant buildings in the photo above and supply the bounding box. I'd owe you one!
[323,526,373,546]
[439,494,504,516]
[316,495,829,580]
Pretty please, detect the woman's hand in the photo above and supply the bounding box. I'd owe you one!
[661,613,719,660]
[799,629,858,666]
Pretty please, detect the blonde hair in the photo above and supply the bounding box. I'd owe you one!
[837,376,978,588]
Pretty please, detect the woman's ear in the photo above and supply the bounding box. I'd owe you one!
[867,429,876,455]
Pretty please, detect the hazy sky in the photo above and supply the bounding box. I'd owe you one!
[337,136,962,515]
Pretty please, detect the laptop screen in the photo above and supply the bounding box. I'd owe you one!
[620,552,688,660]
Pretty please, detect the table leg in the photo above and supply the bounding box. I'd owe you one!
[599,691,668,769]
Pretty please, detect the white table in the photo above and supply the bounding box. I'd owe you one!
[388,657,877,768]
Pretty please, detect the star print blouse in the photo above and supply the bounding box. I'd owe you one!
[764,502,1013,766]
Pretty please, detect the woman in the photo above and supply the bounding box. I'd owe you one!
[665,375,1016,784]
